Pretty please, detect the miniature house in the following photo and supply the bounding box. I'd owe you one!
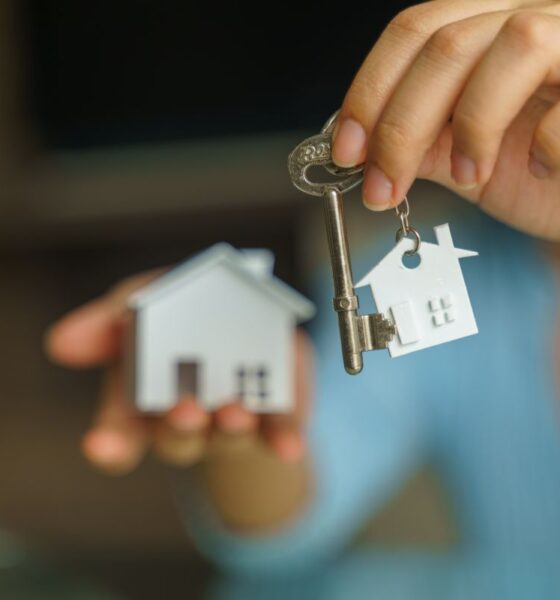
[355,224,477,358]
[127,243,315,413]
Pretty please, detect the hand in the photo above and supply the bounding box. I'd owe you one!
[332,0,560,240]
[45,271,312,476]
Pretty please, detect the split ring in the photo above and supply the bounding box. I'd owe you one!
[395,225,421,256]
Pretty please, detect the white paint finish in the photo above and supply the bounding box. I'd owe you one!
[441,292,453,308]
[239,249,275,278]
[355,223,478,358]
[136,265,293,412]
[131,245,312,414]
[432,312,445,327]
[390,301,420,345]
[130,243,315,321]
[434,224,478,258]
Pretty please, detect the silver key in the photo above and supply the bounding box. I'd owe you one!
[288,112,395,374]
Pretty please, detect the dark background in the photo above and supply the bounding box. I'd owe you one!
[26,0,410,148]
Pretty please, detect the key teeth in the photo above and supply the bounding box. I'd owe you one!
[375,314,397,348]
[373,314,396,348]
[356,313,396,352]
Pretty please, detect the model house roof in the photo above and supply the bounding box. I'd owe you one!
[129,243,316,320]
[355,224,477,288]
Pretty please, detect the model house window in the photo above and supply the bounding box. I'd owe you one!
[256,366,269,401]
[236,366,270,402]
[428,293,456,327]
[236,367,248,400]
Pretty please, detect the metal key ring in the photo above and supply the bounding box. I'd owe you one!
[394,196,421,256]
[395,225,421,256]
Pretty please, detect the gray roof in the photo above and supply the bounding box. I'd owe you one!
[129,242,315,321]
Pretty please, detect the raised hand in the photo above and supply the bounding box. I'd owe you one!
[333,0,560,240]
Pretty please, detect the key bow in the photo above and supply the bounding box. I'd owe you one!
[287,114,363,197]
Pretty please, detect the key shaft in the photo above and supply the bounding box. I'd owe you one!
[324,188,363,374]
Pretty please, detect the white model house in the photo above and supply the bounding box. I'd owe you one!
[128,243,315,413]
[355,223,478,358]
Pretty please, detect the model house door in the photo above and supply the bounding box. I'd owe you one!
[390,301,420,346]
[177,361,199,398]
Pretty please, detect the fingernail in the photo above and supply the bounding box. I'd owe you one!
[332,118,366,167]
[528,153,551,179]
[363,164,393,210]
[451,151,478,189]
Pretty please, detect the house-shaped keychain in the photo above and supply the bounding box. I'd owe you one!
[127,243,315,413]
[355,224,478,358]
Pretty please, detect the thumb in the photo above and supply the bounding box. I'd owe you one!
[46,269,165,368]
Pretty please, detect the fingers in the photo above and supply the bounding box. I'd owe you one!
[262,420,305,464]
[82,366,149,475]
[168,396,211,432]
[153,427,207,467]
[46,298,125,367]
[153,397,210,467]
[530,100,560,177]
[450,12,560,189]
[261,330,314,463]
[362,11,507,209]
[154,398,261,467]
[333,0,535,168]
[214,403,258,434]
[155,367,310,466]
[81,327,312,472]
[82,428,145,476]
[46,270,164,368]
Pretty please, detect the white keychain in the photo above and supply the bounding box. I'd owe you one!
[355,198,478,358]
[288,112,478,372]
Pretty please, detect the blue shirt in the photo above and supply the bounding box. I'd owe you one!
[176,206,560,576]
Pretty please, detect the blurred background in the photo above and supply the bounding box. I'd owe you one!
[0,1,464,597]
